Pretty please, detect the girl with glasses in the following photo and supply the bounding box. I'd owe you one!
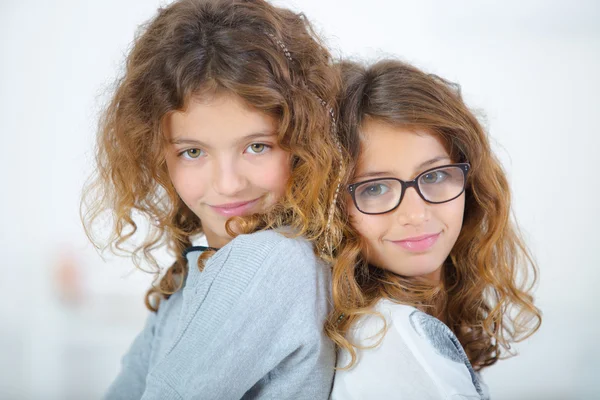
[329,59,541,399]
[82,0,344,398]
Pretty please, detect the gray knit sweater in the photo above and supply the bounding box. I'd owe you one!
[105,230,334,399]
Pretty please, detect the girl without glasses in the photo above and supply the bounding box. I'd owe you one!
[329,59,541,399]
[81,0,344,398]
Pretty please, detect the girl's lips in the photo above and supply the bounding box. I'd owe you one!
[392,233,441,252]
[209,198,261,217]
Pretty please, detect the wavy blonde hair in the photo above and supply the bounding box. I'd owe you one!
[327,59,541,371]
[81,0,344,311]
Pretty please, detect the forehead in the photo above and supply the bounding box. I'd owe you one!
[166,93,277,143]
[357,119,450,175]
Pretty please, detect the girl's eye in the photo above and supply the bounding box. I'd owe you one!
[421,170,448,184]
[180,148,205,159]
[360,183,389,197]
[245,143,270,154]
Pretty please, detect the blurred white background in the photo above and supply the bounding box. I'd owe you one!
[0,0,598,399]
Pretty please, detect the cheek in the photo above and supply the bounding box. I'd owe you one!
[348,206,384,243]
[437,196,466,238]
[253,151,291,192]
[166,158,207,203]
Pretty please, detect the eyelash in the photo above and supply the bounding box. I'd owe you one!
[176,143,273,160]
[244,143,272,154]
[177,148,206,160]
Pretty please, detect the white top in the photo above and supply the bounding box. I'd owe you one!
[331,299,489,400]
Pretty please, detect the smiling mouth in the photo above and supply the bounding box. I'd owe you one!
[391,232,441,252]
[209,198,261,217]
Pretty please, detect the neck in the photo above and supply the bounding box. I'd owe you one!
[204,231,233,249]
[422,270,442,283]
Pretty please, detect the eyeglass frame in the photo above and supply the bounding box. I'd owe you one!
[347,163,471,215]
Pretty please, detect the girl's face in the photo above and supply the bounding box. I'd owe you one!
[348,119,465,282]
[165,93,291,248]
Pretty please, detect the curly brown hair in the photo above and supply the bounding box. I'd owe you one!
[81,0,343,311]
[327,59,541,371]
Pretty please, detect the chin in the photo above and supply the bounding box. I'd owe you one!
[388,259,443,279]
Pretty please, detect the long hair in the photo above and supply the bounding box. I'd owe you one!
[327,59,541,371]
[81,0,343,311]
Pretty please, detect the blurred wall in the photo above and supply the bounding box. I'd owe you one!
[0,0,598,399]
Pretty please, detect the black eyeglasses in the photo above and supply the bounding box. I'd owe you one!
[347,163,470,215]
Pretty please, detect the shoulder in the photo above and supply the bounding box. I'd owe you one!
[231,229,314,256]
[186,230,328,300]
[347,299,468,365]
[348,300,417,342]
[387,302,468,365]
[184,230,328,298]
[337,300,484,399]
[226,229,322,276]
[373,300,466,363]
[382,300,486,398]
[227,230,330,313]
[334,301,448,399]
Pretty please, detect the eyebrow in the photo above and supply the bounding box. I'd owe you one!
[416,155,451,170]
[355,155,451,180]
[170,132,277,148]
